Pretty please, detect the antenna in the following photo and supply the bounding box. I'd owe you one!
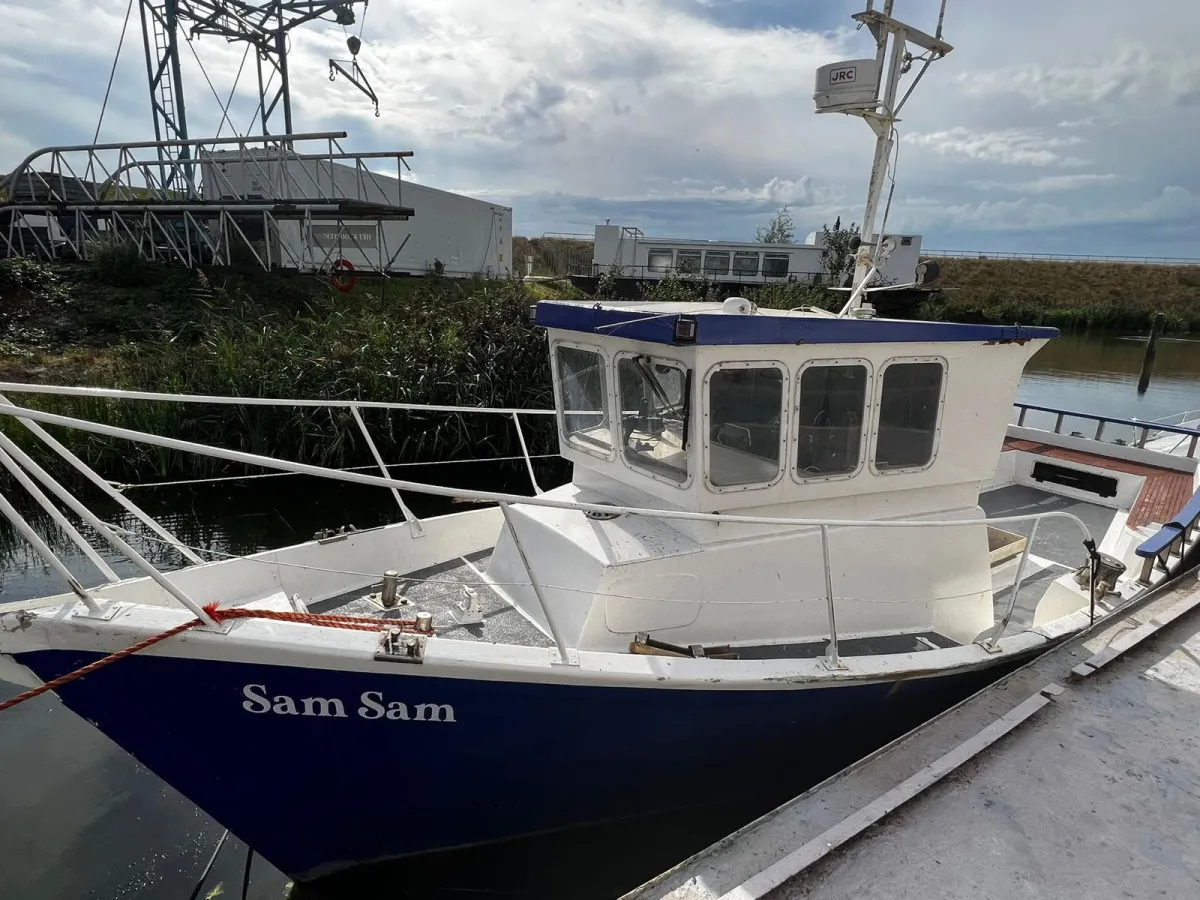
[813,0,953,314]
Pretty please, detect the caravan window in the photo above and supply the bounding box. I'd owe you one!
[762,254,790,277]
[676,250,701,274]
[796,363,868,478]
[618,355,690,484]
[873,361,944,471]
[707,365,785,487]
[704,251,731,276]
[647,249,673,273]
[556,345,611,454]
[733,252,760,276]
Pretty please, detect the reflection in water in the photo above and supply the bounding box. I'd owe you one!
[1017,332,1200,440]
[1,331,1199,899]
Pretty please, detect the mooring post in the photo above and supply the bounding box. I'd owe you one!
[1137,312,1166,394]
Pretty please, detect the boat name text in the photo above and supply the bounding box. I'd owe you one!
[241,684,456,722]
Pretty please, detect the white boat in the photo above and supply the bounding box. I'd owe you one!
[1,0,1199,886]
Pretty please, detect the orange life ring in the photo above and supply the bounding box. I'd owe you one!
[331,258,357,292]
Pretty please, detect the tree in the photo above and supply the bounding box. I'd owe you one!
[821,217,859,287]
[756,206,795,244]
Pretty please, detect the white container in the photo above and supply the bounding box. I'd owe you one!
[813,58,880,113]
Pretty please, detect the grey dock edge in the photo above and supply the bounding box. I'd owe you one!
[624,570,1200,900]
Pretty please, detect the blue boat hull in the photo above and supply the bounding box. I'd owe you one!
[15,648,1036,884]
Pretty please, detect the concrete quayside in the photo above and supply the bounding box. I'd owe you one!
[626,568,1200,900]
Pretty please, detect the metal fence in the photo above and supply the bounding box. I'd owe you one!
[927,249,1200,266]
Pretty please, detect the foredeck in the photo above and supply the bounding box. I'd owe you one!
[1002,437,1193,528]
[309,551,555,649]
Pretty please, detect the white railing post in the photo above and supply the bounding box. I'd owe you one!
[0,489,102,614]
[0,443,120,582]
[988,517,1041,649]
[0,394,205,565]
[511,412,543,495]
[349,404,423,537]
[821,525,841,668]
[0,432,217,625]
[499,501,574,665]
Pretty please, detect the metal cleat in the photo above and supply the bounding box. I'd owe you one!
[374,626,425,664]
[453,586,484,626]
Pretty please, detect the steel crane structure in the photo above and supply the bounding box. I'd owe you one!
[137,1,373,183]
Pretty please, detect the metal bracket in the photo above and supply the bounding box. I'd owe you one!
[374,628,426,664]
[314,524,359,544]
[70,601,123,622]
[193,618,238,635]
[550,647,580,667]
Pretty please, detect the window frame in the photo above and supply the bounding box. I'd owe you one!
[646,248,674,274]
[702,360,790,494]
[732,251,760,277]
[790,358,874,484]
[552,339,615,462]
[703,250,731,277]
[762,253,790,278]
[614,350,695,489]
[868,356,948,476]
[675,250,702,275]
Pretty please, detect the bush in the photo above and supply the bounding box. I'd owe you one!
[89,238,157,288]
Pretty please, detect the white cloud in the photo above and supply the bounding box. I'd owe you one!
[956,44,1200,111]
[908,127,1087,167]
[0,0,1197,255]
[967,173,1123,194]
[894,186,1200,233]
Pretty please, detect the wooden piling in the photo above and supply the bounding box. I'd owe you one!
[1137,313,1166,394]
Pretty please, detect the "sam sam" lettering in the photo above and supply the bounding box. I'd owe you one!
[241,684,456,722]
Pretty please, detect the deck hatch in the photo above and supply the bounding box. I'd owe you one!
[1031,461,1118,498]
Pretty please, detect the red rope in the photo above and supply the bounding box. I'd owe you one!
[0,602,427,714]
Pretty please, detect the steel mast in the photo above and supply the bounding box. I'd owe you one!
[815,0,953,312]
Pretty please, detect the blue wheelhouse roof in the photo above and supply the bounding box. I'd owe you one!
[534,301,1059,346]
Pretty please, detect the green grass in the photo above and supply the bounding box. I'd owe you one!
[926,257,1200,331]
[0,249,1194,480]
[0,259,558,479]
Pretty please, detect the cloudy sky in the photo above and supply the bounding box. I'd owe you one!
[1,0,1197,256]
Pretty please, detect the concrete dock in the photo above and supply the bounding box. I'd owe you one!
[627,569,1200,900]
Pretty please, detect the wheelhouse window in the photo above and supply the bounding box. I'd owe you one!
[556,345,611,454]
[703,251,730,276]
[796,364,868,477]
[676,250,701,274]
[733,252,760,276]
[762,253,789,277]
[708,366,785,487]
[618,355,690,484]
[647,249,673,273]
[874,361,945,471]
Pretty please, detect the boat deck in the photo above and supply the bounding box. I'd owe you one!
[309,550,555,649]
[1002,437,1193,528]
[305,483,1117,657]
[625,570,1200,900]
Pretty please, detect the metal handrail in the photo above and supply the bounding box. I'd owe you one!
[0,397,1101,662]
[0,383,558,416]
[1134,486,1200,584]
[1013,401,1200,457]
[928,249,1200,266]
[578,263,824,283]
